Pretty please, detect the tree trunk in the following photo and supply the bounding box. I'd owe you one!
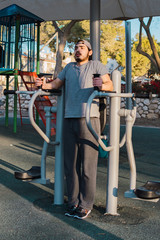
[52,20,79,78]
[54,33,67,78]
[137,17,160,72]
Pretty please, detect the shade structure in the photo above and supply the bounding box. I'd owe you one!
[0,0,160,21]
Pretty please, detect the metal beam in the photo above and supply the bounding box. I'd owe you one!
[125,21,132,109]
[90,0,100,60]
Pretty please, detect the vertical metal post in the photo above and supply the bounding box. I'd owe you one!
[36,22,40,74]
[36,22,40,125]
[90,0,100,60]
[54,88,64,204]
[5,75,9,127]
[7,18,12,68]
[14,15,20,133]
[125,21,132,109]
[40,107,51,183]
[5,19,11,126]
[124,113,137,198]
[106,70,121,215]
[33,23,36,72]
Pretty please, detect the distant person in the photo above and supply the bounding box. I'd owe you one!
[35,39,113,219]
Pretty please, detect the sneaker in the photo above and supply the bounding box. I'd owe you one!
[65,205,77,217]
[74,207,91,220]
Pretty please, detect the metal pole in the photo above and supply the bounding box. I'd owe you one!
[54,88,64,204]
[106,70,121,215]
[40,107,52,183]
[90,0,100,60]
[5,75,9,127]
[125,21,132,109]
[36,22,40,125]
[7,18,12,68]
[5,17,11,125]
[13,15,20,133]
[124,113,137,198]
[36,22,40,74]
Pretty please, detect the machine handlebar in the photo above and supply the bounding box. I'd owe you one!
[86,90,136,151]
[134,92,160,99]
[4,89,16,95]
[28,89,62,143]
[4,88,62,96]
[43,89,61,95]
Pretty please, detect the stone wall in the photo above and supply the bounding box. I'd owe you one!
[106,97,160,120]
[135,98,160,119]
[120,98,160,119]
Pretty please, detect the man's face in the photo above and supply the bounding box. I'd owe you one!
[74,43,92,63]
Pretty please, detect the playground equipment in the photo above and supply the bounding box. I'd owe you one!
[4,72,57,136]
[5,70,160,214]
[0,4,44,132]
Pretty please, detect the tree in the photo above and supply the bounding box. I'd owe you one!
[137,17,160,73]
[131,35,152,77]
[100,20,125,71]
[52,21,80,78]
[41,21,80,77]
[40,20,126,76]
[40,20,90,77]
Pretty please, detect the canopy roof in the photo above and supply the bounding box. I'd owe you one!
[0,4,44,25]
[0,0,159,21]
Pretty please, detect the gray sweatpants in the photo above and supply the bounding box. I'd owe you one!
[64,117,100,210]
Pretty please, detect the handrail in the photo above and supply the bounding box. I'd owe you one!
[86,90,135,151]
[28,89,61,143]
[29,90,52,143]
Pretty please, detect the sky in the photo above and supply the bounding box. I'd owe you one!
[128,17,160,41]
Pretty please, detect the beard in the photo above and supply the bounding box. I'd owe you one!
[75,52,90,63]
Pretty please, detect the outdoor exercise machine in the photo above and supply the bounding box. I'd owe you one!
[86,70,160,215]
[86,70,137,215]
[4,86,64,204]
[4,70,160,215]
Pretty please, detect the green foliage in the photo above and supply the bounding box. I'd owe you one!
[40,20,90,53]
[131,34,160,77]
[40,21,55,43]
[67,21,90,50]
[40,21,56,52]
[100,20,125,69]
[40,19,160,79]
[131,36,151,77]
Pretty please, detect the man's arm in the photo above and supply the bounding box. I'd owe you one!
[101,74,113,91]
[93,74,113,91]
[35,77,64,90]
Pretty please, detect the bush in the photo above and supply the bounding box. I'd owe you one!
[132,80,160,94]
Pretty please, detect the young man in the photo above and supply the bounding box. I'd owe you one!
[35,39,113,219]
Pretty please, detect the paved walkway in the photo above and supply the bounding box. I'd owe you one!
[0,117,160,240]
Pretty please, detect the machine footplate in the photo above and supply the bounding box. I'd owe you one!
[135,181,160,199]
[15,166,41,180]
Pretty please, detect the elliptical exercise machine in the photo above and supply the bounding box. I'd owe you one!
[4,70,160,215]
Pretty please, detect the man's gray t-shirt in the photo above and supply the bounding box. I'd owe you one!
[58,60,108,118]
